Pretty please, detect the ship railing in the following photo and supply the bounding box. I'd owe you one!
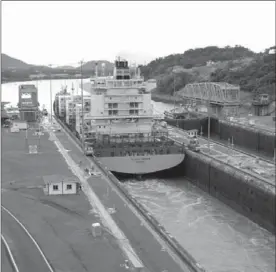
[91,144,184,157]
[83,114,163,120]
[91,79,145,89]
[84,133,175,146]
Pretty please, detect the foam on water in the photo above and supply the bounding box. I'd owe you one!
[123,177,275,272]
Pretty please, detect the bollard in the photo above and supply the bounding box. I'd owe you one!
[91,223,102,237]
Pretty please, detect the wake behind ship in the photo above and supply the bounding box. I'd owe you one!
[54,58,185,174]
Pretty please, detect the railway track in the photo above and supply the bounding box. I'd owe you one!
[172,126,274,164]
[168,126,275,188]
[1,206,54,272]
[168,125,274,164]
[199,135,274,164]
[175,138,275,188]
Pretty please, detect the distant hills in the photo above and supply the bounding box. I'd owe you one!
[1,53,114,72]
[2,53,33,70]
[1,53,115,82]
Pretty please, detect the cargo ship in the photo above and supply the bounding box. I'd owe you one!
[54,58,185,175]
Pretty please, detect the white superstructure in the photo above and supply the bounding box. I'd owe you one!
[78,58,185,174]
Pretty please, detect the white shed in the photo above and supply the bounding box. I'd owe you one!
[186,129,198,138]
[43,175,79,195]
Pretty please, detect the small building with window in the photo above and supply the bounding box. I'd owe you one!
[43,175,79,196]
[186,129,198,138]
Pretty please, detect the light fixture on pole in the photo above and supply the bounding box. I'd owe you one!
[172,67,176,110]
[80,59,85,152]
[49,64,53,124]
[206,83,211,153]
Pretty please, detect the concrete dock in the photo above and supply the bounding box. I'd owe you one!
[1,127,130,272]
[1,119,197,272]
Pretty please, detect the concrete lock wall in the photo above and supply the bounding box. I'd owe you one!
[258,133,276,157]
[166,118,208,133]
[198,118,275,158]
[218,122,259,152]
[180,151,275,234]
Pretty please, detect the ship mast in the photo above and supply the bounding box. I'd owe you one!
[95,62,98,77]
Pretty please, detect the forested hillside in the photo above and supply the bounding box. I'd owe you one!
[210,46,275,97]
[139,45,275,99]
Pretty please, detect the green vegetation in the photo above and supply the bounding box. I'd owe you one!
[140,45,275,99]
[210,46,275,97]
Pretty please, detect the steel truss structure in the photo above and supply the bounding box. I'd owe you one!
[179,82,240,106]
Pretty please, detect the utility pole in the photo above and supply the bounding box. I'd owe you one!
[80,60,85,152]
[25,125,28,152]
[207,83,211,153]
[173,68,176,110]
[49,64,53,124]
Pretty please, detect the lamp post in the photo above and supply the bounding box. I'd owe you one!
[206,83,211,153]
[173,69,176,109]
[49,64,53,124]
[80,60,85,152]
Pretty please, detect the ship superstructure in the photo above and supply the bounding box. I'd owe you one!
[54,58,185,174]
[80,58,184,174]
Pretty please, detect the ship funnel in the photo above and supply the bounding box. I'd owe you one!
[95,62,98,77]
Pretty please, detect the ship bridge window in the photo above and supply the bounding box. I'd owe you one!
[109,110,118,115]
[129,110,138,115]
[130,102,139,108]
[108,103,118,109]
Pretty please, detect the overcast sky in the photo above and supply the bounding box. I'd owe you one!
[2,1,275,66]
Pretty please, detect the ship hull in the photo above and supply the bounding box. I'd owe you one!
[97,154,185,174]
